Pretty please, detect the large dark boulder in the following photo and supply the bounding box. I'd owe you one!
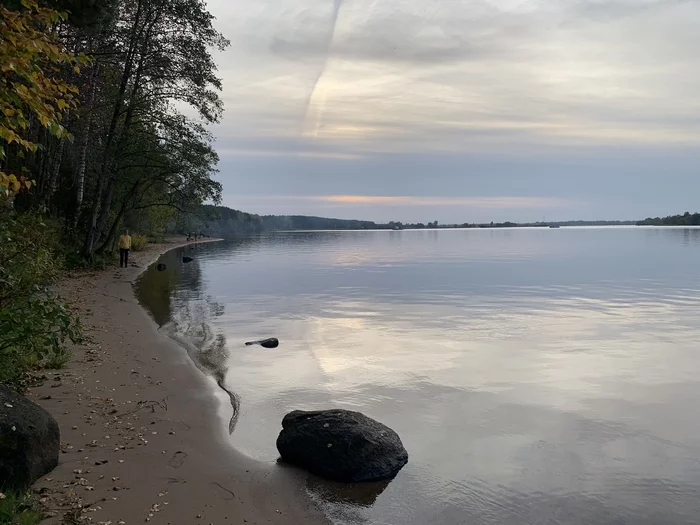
[0,385,60,489]
[276,409,408,482]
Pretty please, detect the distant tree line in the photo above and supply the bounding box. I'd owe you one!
[175,206,644,237]
[175,205,380,236]
[637,212,700,226]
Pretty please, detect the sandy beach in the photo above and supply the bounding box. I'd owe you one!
[27,238,328,525]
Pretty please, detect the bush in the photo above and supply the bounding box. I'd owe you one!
[131,233,149,251]
[0,212,82,391]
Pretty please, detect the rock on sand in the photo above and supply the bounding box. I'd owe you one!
[0,385,60,488]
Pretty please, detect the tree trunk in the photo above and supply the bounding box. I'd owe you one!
[96,180,141,254]
[44,137,66,208]
[73,63,100,230]
[83,0,145,257]
[91,7,157,251]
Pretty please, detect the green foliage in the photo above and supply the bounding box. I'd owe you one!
[130,233,148,251]
[0,490,44,525]
[0,0,87,200]
[2,0,229,258]
[0,212,82,390]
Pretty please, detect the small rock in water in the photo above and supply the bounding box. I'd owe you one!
[244,338,279,349]
[156,263,166,272]
[182,256,193,263]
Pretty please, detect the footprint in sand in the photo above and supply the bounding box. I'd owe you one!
[167,477,186,484]
[209,482,235,501]
[168,451,187,468]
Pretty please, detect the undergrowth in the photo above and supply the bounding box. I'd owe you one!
[0,491,43,525]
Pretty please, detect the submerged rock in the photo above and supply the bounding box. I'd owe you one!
[244,338,279,348]
[0,385,60,489]
[157,263,166,271]
[276,409,408,482]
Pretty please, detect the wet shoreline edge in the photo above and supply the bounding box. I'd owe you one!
[29,237,329,525]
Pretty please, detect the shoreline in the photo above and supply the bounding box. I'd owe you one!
[29,237,328,525]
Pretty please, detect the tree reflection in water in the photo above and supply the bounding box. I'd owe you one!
[136,244,240,433]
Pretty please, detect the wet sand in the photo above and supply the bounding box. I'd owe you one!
[28,238,328,525]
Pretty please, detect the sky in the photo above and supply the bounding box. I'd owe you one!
[204,0,700,224]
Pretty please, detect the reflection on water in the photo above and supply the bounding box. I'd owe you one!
[135,244,241,432]
[137,228,700,525]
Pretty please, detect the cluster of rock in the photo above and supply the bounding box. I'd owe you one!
[2,369,407,491]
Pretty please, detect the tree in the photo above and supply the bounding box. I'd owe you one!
[81,0,229,257]
[1,0,230,243]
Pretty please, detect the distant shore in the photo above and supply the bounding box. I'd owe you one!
[28,237,327,525]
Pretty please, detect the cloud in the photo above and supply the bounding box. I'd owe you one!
[243,195,575,209]
[209,0,700,154]
[204,0,700,221]
[218,147,365,160]
[570,0,693,21]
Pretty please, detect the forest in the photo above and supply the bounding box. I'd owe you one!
[637,212,700,226]
[1,0,227,391]
[2,0,226,254]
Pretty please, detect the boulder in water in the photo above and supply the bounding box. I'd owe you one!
[182,256,193,263]
[0,385,60,489]
[276,409,408,482]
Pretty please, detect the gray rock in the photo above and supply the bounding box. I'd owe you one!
[0,385,60,489]
[276,409,408,482]
[244,338,279,348]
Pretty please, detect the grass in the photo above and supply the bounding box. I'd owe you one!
[0,346,72,392]
[42,348,71,370]
[0,491,43,525]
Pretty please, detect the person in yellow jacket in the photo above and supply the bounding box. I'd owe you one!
[119,229,132,268]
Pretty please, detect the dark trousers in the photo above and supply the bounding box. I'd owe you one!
[119,248,130,268]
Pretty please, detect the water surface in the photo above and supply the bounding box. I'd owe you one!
[137,228,700,525]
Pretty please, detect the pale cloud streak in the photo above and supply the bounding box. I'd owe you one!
[210,0,700,154]
[241,195,575,208]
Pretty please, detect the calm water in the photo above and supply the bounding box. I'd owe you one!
[137,227,700,525]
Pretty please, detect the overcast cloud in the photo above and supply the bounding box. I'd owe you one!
[205,0,700,223]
